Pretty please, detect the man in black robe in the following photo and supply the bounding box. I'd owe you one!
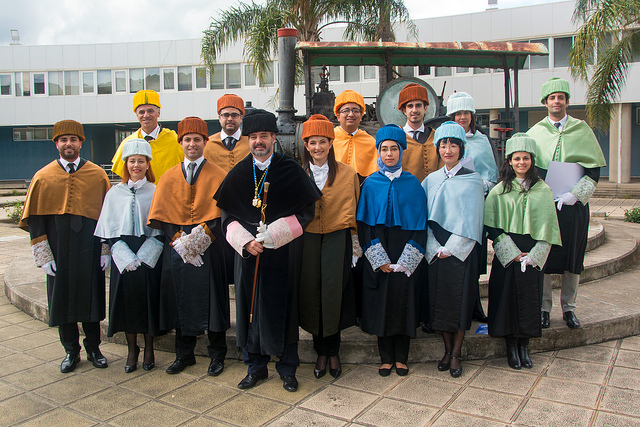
[214,109,320,392]
[19,120,111,373]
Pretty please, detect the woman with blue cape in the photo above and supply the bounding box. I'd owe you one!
[422,121,485,378]
[485,133,560,370]
[357,124,427,377]
[95,139,164,373]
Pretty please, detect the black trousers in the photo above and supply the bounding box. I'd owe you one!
[243,342,299,377]
[58,322,101,355]
[313,332,341,357]
[377,334,411,365]
[175,329,227,360]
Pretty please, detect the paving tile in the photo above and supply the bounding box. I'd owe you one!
[267,408,348,427]
[207,394,289,427]
[300,385,378,420]
[27,342,66,362]
[608,366,640,391]
[180,416,229,426]
[119,367,197,398]
[19,407,97,426]
[355,397,437,426]
[0,344,15,359]
[0,319,10,328]
[4,362,69,391]
[110,400,196,427]
[556,344,616,364]
[0,303,21,316]
[469,366,537,395]
[0,353,44,377]
[248,373,324,405]
[159,380,238,413]
[545,358,609,384]
[3,331,59,351]
[33,374,110,405]
[0,393,55,425]
[69,386,150,421]
[531,376,601,408]
[620,336,640,352]
[615,349,640,369]
[14,319,49,331]
[386,376,461,407]
[332,365,403,394]
[81,358,149,385]
[0,380,22,401]
[598,339,618,348]
[0,311,33,324]
[430,411,506,426]
[594,412,640,426]
[448,388,523,423]
[515,398,594,426]
[0,324,33,341]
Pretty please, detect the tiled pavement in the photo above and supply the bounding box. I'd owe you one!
[2,211,640,425]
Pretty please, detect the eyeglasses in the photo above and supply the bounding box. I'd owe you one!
[220,113,241,119]
[339,108,362,115]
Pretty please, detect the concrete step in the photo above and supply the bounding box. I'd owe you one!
[593,180,640,198]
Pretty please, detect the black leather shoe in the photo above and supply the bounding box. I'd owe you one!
[437,352,452,371]
[518,344,532,369]
[507,343,521,370]
[314,355,327,379]
[142,360,155,371]
[378,365,392,377]
[450,356,462,378]
[60,353,80,373]
[86,349,108,369]
[541,311,550,329]
[396,364,409,376]
[420,322,434,334]
[165,357,196,374]
[125,346,139,373]
[281,375,298,392]
[328,356,341,379]
[238,372,268,389]
[563,311,581,329]
[208,359,224,376]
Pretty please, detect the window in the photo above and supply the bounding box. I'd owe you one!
[363,66,376,80]
[163,69,175,90]
[14,72,30,96]
[82,72,94,93]
[418,65,431,76]
[115,70,127,92]
[145,68,160,92]
[554,36,573,68]
[210,64,224,89]
[195,67,207,89]
[263,62,275,86]
[244,65,256,86]
[178,66,192,91]
[48,71,63,95]
[97,70,112,94]
[456,67,470,73]
[64,71,79,95]
[398,66,415,77]
[528,38,549,69]
[129,68,144,93]
[473,67,487,74]
[344,66,360,82]
[33,73,45,94]
[13,127,54,141]
[435,67,452,77]
[226,64,241,89]
[0,74,10,95]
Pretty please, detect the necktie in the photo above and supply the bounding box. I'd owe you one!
[224,136,236,151]
[412,130,420,141]
[554,122,561,130]
[187,162,196,185]
[144,135,154,142]
[68,163,76,173]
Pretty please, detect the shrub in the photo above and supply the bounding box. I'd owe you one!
[3,201,24,224]
[624,207,640,223]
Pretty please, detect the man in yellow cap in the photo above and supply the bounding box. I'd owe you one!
[19,120,112,373]
[111,90,184,183]
[204,94,251,172]
[398,83,442,182]
[333,90,378,183]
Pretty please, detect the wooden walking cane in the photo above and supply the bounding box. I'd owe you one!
[250,182,269,323]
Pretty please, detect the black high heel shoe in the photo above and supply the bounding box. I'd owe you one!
[437,351,452,371]
[314,355,327,379]
[125,345,140,373]
[329,356,342,379]
[449,356,462,378]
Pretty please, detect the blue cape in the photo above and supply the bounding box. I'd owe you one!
[357,171,427,231]
[463,131,498,183]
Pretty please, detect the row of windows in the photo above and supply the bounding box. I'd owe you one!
[13,127,54,141]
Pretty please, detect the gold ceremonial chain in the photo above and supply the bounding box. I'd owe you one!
[253,160,269,209]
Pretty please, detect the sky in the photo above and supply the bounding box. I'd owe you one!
[1,0,567,46]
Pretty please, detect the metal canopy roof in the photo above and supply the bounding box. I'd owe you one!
[297,41,548,69]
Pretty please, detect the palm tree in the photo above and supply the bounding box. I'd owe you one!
[201,0,417,87]
[569,0,640,130]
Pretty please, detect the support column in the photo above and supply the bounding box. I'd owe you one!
[609,103,632,183]
[489,109,500,139]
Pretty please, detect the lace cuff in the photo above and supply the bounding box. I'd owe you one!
[182,224,213,257]
[527,241,552,270]
[570,175,597,205]
[111,240,139,274]
[397,240,425,275]
[101,243,110,256]
[493,233,521,267]
[363,238,391,271]
[267,215,303,249]
[445,234,476,262]
[137,237,164,268]
[226,221,255,255]
[31,239,54,267]
[426,228,441,264]
[352,234,363,258]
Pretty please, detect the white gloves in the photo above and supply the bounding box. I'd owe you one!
[520,255,537,272]
[436,246,452,258]
[100,254,111,271]
[189,253,204,267]
[351,234,363,267]
[255,221,275,249]
[172,235,204,267]
[125,258,141,272]
[42,260,56,277]
[390,263,411,277]
[556,192,578,210]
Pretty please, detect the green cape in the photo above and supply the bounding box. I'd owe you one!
[527,116,606,170]
[484,179,561,246]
